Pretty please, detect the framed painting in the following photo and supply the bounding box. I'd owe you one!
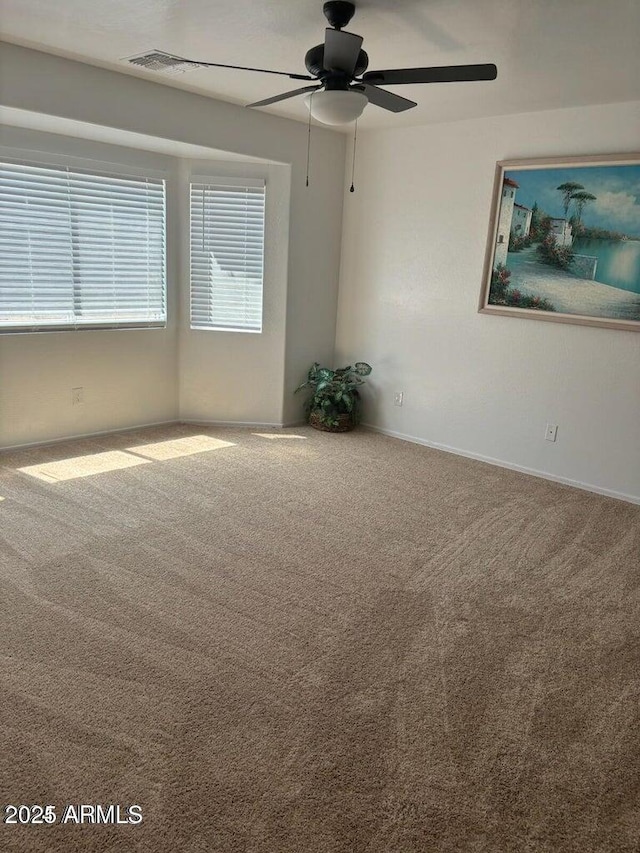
[478,154,640,331]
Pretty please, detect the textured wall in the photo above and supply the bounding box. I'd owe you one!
[335,101,640,502]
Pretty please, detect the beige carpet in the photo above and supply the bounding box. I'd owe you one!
[0,424,638,852]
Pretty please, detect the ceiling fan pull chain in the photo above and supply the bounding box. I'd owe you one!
[306,92,314,187]
[349,118,358,193]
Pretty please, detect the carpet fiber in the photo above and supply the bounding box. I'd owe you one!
[0,424,638,852]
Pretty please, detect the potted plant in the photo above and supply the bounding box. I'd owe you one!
[295,361,372,432]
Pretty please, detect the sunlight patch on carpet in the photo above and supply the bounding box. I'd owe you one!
[127,435,236,460]
[18,451,151,483]
[253,433,307,440]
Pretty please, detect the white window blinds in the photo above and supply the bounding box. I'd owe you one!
[0,159,166,331]
[190,178,265,333]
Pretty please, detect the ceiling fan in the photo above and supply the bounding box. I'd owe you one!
[140,1,497,126]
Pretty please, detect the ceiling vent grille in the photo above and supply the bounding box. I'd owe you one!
[124,50,202,74]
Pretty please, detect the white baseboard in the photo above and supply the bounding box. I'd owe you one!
[0,419,180,453]
[362,423,640,506]
[180,418,289,429]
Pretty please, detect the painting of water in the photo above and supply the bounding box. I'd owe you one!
[479,154,640,331]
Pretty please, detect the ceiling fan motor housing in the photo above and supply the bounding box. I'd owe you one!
[305,44,369,79]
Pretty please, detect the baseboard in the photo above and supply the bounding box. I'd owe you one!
[0,419,180,453]
[180,418,288,429]
[362,423,640,506]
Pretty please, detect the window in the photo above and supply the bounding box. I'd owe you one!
[0,159,166,332]
[190,178,265,333]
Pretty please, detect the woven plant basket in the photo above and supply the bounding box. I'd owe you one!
[309,411,355,432]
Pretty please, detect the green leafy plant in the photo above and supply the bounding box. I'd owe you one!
[295,362,372,428]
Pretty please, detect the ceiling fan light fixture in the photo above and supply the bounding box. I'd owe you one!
[305,89,368,125]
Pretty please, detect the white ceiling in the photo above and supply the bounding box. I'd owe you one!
[0,0,639,132]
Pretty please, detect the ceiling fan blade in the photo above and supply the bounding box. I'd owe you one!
[246,85,321,109]
[356,84,416,113]
[362,63,498,85]
[173,56,314,81]
[323,28,363,75]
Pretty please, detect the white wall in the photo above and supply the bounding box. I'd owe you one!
[335,101,640,502]
[0,43,347,443]
[0,128,180,447]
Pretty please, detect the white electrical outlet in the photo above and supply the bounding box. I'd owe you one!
[394,392,404,407]
[72,387,84,405]
[545,423,558,442]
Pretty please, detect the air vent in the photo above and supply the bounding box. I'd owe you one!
[124,50,202,74]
